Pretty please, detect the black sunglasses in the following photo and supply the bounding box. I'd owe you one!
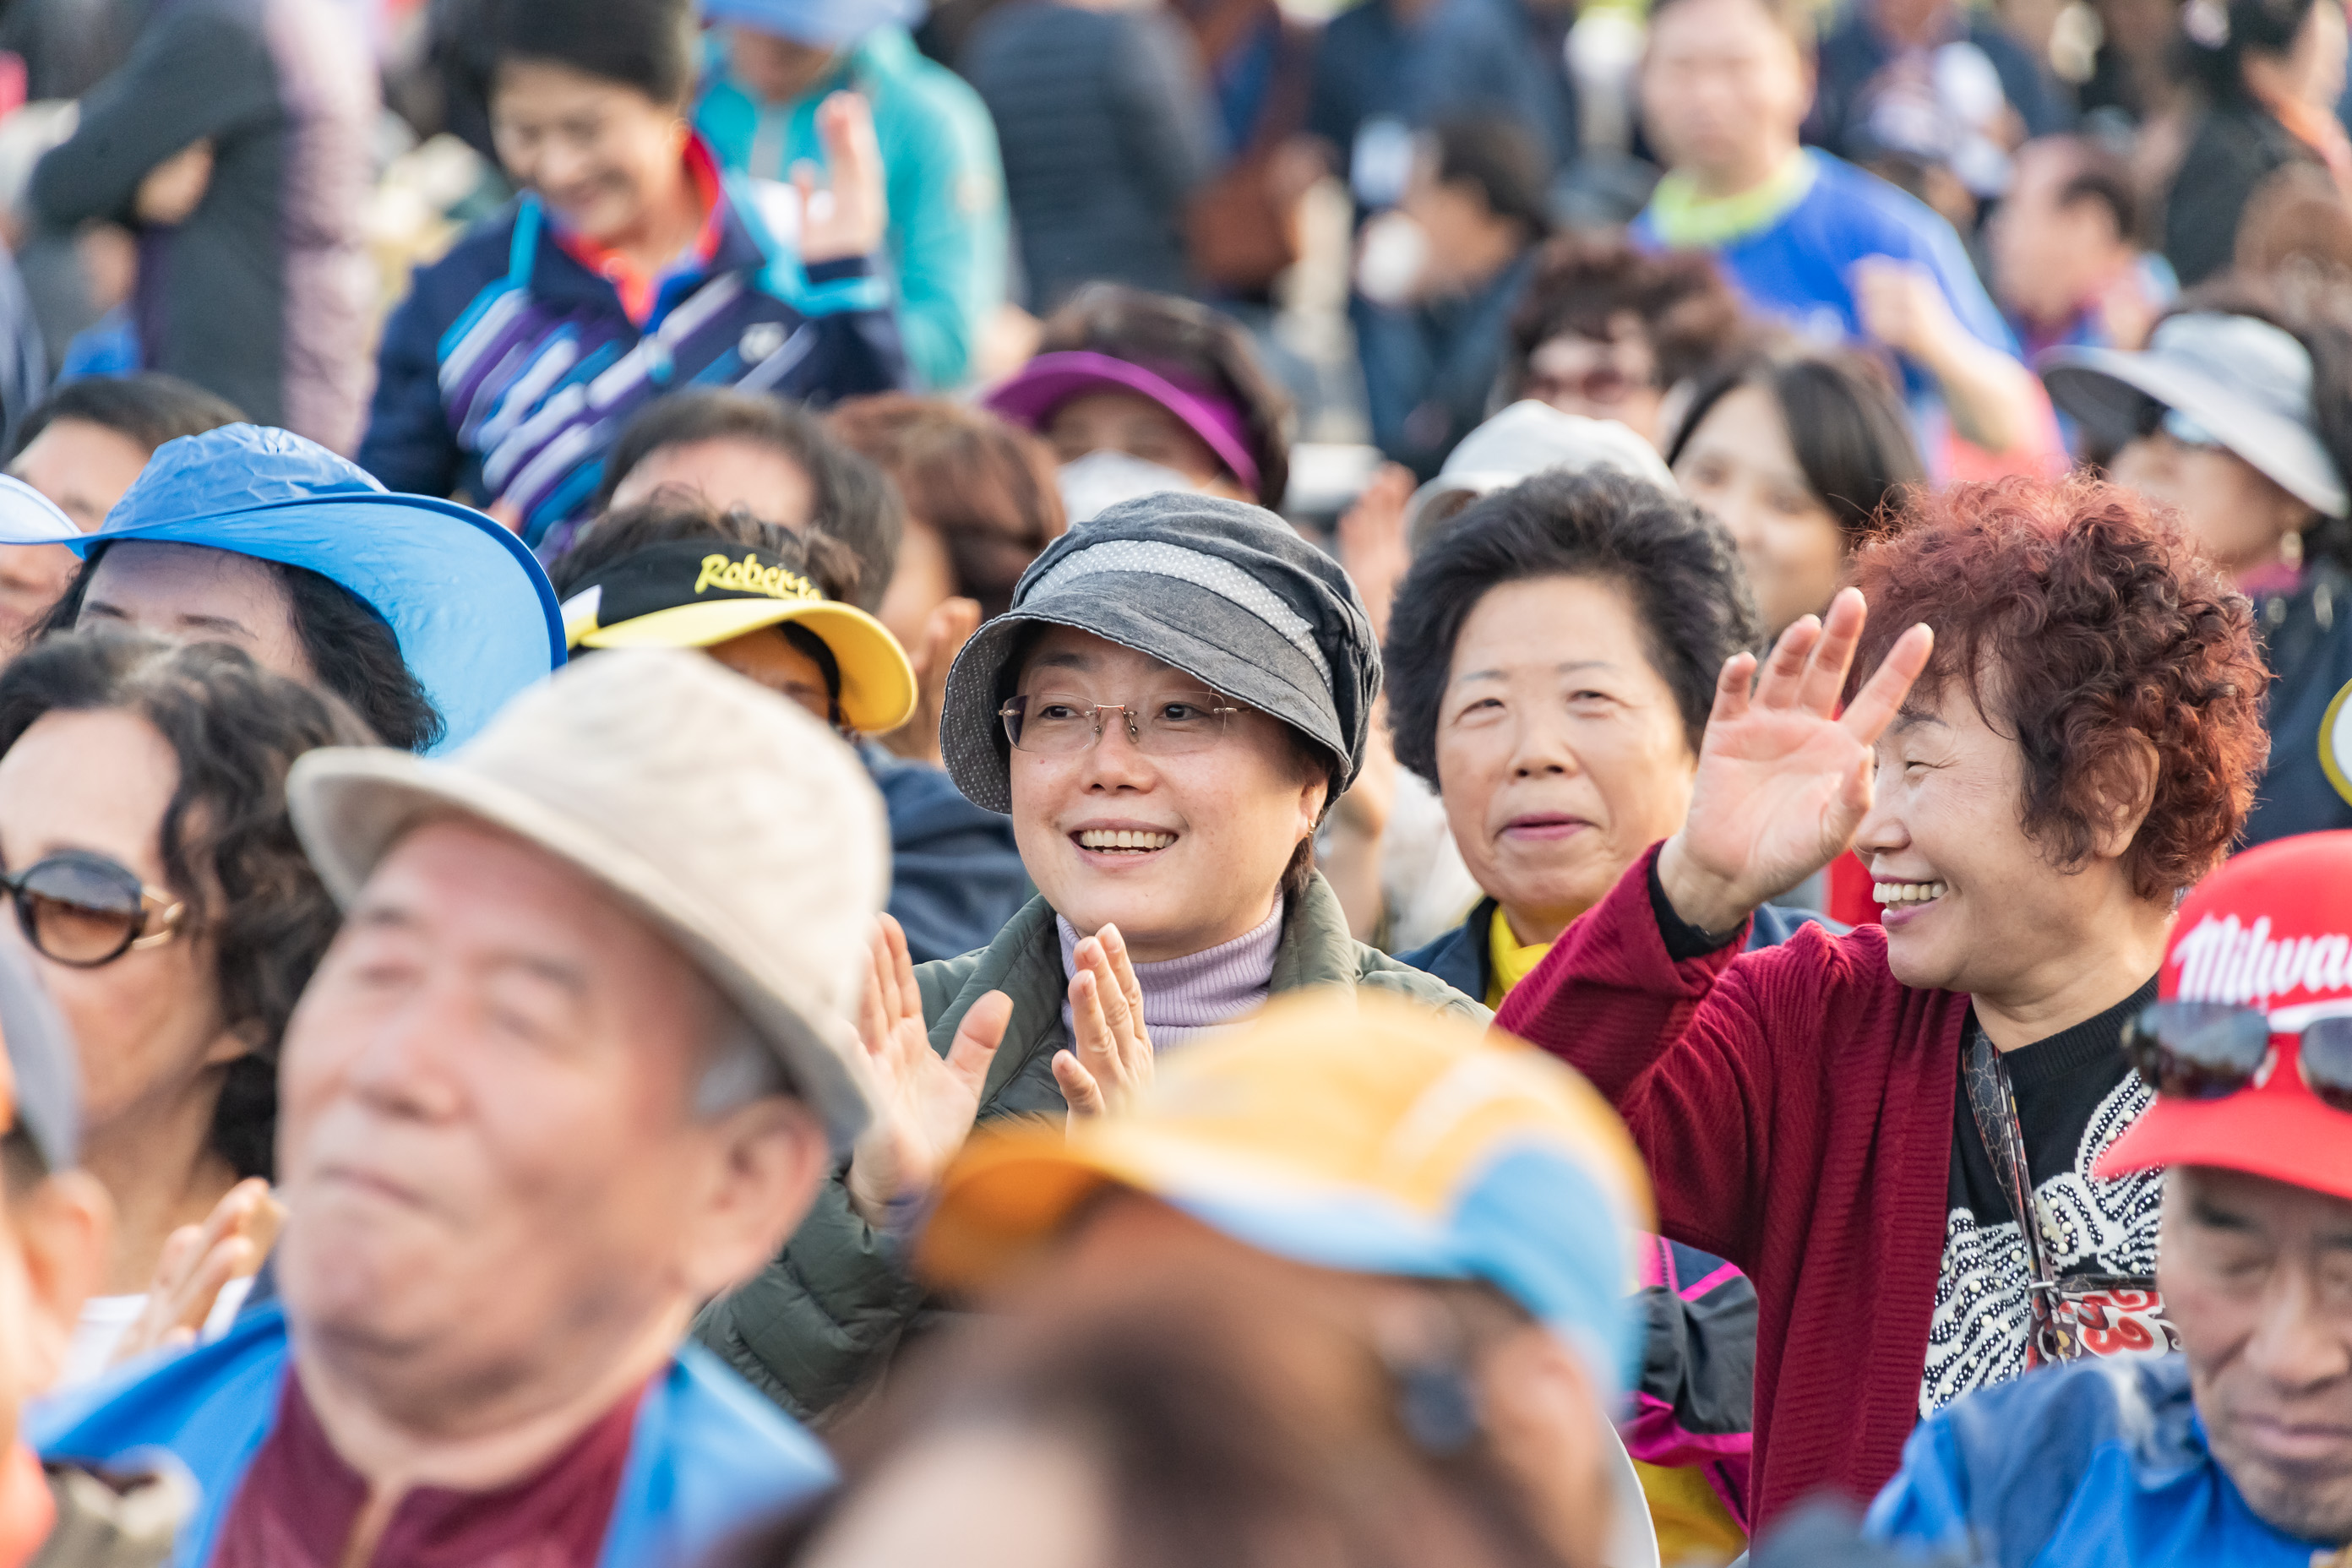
[2121,999,2352,1113]
[0,850,185,968]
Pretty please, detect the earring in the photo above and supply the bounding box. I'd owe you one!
[2284,528,2306,569]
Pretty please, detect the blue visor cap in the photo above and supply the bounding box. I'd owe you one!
[702,0,924,46]
[0,425,564,753]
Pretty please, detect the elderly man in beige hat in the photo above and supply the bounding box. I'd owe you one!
[32,650,884,1568]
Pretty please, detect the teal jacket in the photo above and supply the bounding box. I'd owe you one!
[694,871,1487,1419]
[698,28,1009,389]
[31,1304,834,1568]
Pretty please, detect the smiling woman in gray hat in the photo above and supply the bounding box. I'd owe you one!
[2043,282,2352,845]
[694,491,1485,1420]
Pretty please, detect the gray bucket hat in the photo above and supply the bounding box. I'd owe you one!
[2042,312,2350,519]
[940,493,1380,814]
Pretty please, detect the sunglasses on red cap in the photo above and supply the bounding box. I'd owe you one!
[2122,999,2352,1113]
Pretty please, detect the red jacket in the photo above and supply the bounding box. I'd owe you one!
[1494,845,1968,1527]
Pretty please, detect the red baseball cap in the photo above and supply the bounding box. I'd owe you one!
[2097,830,2352,1201]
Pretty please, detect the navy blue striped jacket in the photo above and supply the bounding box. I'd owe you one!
[360,171,907,551]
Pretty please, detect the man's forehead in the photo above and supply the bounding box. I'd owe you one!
[361,819,622,946]
[2180,1163,2352,1234]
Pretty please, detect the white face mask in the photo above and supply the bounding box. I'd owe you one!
[1057,449,1201,525]
[1353,210,1430,308]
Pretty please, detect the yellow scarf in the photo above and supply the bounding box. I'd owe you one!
[1486,906,1554,1008]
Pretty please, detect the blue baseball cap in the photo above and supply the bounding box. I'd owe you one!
[703,0,924,47]
[0,424,564,753]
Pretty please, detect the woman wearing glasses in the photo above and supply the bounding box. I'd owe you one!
[0,629,370,1383]
[1492,476,2272,1527]
[2043,283,2352,845]
[694,493,1482,1418]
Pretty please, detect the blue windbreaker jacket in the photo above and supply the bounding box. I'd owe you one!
[1866,1352,2328,1567]
[31,1303,835,1568]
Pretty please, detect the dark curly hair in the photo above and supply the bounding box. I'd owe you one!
[34,546,444,752]
[1844,476,2269,900]
[1385,469,1760,787]
[1508,233,1747,397]
[0,630,376,1178]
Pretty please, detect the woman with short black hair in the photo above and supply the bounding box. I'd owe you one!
[0,629,372,1382]
[357,0,907,552]
[1384,468,1817,1562]
[1387,468,1821,1004]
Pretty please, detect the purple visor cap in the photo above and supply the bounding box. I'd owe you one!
[983,351,1260,497]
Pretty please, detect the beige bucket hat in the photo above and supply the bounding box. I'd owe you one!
[285,648,886,1152]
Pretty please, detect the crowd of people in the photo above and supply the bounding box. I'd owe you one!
[0,0,2340,1562]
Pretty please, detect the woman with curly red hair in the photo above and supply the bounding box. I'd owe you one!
[1494,475,2271,1529]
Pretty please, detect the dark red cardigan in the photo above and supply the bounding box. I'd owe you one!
[1494,845,1969,1527]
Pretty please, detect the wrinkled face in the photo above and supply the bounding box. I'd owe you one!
[0,709,233,1148]
[2165,1166,2352,1543]
[1855,677,2118,998]
[1642,0,1813,182]
[1672,384,1848,638]
[1987,144,2127,328]
[2110,433,2313,580]
[491,59,688,247]
[705,629,834,725]
[1006,628,1326,963]
[1434,576,1697,946]
[275,820,802,1388]
[1522,318,1664,444]
[726,24,839,105]
[79,542,312,683]
[607,438,818,532]
[1043,393,1242,500]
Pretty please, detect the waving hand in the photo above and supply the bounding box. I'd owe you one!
[1658,588,1934,934]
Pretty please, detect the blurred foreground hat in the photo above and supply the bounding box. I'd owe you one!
[0,424,564,752]
[939,492,1379,808]
[923,994,1660,1568]
[560,539,916,733]
[2098,831,2352,1201]
[701,0,923,46]
[923,993,1653,1386]
[2043,313,2349,519]
[0,935,79,1174]
[286,650,885,1152]
[1405,401,1676,552]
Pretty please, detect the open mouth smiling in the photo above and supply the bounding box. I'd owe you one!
[1074,827,1178,854]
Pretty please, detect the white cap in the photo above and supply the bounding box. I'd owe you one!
[1404,401,1678,551]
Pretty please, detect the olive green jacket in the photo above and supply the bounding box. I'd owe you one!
[694,872,1484,1421]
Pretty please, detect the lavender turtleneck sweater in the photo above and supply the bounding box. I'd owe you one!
[1056,898,1284,1051]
